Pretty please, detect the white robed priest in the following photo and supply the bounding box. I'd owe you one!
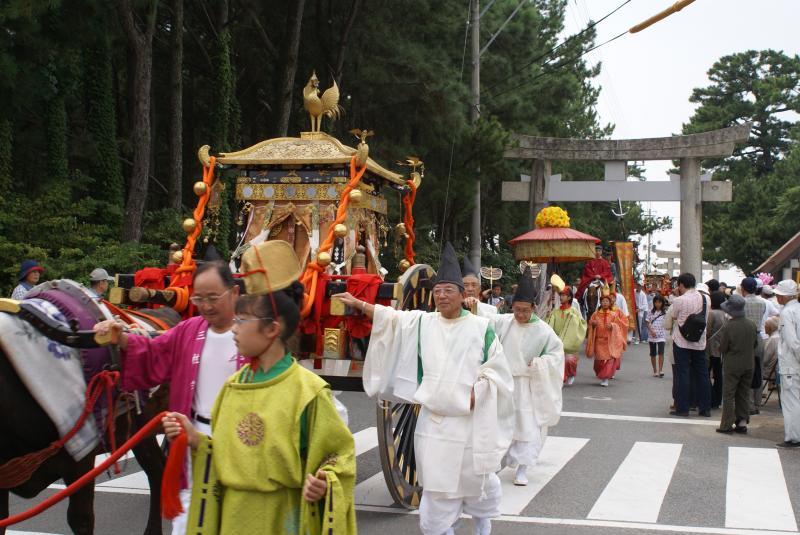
[334,242,514,535]
[492,266,564,486]
[463,255,498,317]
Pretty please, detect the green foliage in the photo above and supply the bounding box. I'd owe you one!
[0,118,11,196]
[84,33,124,213]
[0,0,679,294]
[684,50,800,176]
[683,50,800,273]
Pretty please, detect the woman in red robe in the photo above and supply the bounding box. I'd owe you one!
[586,292,628,386]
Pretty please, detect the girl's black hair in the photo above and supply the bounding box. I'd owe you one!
[651,294,667,314]
[194,260,236,288]
[235,281,304,341]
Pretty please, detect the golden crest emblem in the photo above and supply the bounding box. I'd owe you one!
[236,412,265,447]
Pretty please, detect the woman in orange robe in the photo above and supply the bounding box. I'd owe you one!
[586,293,628,386]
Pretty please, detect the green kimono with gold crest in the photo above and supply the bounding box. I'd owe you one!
[186,355,357,535]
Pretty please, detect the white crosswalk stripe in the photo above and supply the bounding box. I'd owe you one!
[353,426,379,456]
[355,436,800,533]
[355,472,396,508]
[726,447,798,532]
[587,441,682,523]
[497,436,589,515]
[36,429,800,534]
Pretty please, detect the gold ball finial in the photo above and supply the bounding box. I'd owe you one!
[182,218,197,233]
[171,250,184,264]
[317,251,332,267]
[398,259,411,272]
[193,181,208,196]
[333,223,348,238]
[348,189,364,203]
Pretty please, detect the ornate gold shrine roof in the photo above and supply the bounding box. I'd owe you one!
[212,132,405,185]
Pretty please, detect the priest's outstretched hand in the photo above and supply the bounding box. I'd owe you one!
[332,291,375,318]
[303,470,328,503]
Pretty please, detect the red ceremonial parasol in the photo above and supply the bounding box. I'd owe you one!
[509,226,600,263]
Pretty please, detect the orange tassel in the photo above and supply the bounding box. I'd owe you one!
[161,432,188,519]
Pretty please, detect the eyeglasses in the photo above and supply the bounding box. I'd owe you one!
[433,288,460,297]
[190,288,231,305]
[232,316,274,326]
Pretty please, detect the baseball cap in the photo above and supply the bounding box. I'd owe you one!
[89,268,114,282]
[741,277,757,294]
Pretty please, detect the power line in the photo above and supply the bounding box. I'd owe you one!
[484,0,631,94]
[487,29,628,100]
[574,0,631,135]
[440,0,472,254]
[480,0,527,56]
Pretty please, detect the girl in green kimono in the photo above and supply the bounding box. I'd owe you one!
[162,281,356,535]
[545,287,587,386]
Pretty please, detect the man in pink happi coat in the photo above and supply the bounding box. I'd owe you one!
[95,261,244,534]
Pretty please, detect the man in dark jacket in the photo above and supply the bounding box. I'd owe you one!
[717,295,760,434]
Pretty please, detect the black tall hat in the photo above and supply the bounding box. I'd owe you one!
[513,265,538,303]
[433,242,464,290]
[462,255,480,280]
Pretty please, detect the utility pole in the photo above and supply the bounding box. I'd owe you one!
[467,0,526,271]
[469,0,481,272]
[643,206,655,273]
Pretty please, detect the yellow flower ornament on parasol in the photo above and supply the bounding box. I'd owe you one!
[535,206,571,229]
[510,207,600,263]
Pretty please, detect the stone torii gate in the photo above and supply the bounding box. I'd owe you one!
[502,124,750,277]
[653,248,724,279]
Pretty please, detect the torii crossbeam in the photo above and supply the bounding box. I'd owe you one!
[502,124,751,277]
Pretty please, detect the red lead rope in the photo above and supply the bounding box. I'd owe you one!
[0,409,171,528]
[0,370,175,528]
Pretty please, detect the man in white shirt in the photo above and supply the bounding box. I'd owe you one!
[760,285,781,318]
[635,282,649,344]
[775,280,800,448]
[95,261,242,534]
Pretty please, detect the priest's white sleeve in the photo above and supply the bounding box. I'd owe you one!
[476,300,498,317]
[363,304,425,403]
[529,329,565,428]
[472,327,515,475]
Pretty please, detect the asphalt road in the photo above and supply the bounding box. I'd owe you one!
[7,342,799,535]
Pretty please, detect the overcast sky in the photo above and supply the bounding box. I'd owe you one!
[559,0,799,282]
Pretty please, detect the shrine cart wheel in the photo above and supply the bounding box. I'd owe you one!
[376,263,434,509]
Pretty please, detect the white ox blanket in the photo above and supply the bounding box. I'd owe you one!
[0,300,99,461]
